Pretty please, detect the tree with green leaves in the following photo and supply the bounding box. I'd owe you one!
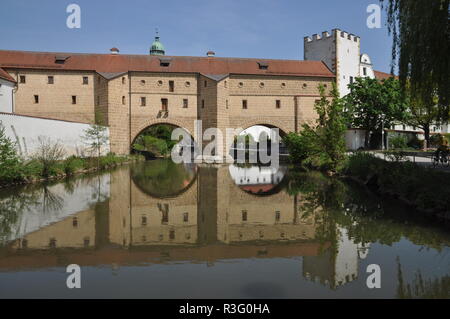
[345,77,407,148]
[284,84,347,172]
[0,122,23,182]
[381,0,449,121]
[403,93,441,148]
[81,123,109,166]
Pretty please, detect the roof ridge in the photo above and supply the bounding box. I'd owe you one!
[0,49,323,63]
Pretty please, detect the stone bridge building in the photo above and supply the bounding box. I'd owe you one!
[0,37,334,158]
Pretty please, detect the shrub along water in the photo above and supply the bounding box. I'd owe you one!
[0,127,143,187]
[0,152,143,187]
[341,152,450,218]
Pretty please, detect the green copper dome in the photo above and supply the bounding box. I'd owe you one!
[150,36,165,56]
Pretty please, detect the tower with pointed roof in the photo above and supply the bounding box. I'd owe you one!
[149,30,165,56]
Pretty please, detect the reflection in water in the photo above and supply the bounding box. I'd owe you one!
[0,160,449,298]
[229,164,287,195]
[131,160,197,198]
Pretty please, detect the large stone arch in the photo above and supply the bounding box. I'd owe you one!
[131,118,196,147]
[234,118,292,136]
[226,117,292,155]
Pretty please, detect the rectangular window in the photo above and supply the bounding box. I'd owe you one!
[162,211,169,224]
[169,230,175,240]
[242,210,248,222]
[350,76,354,84]
[183,99,188,108]
[49,238,56,248]
[140,97,146,106]
[276,100,281,109]
[275,211,281,222]
[242,100,248,109]
[204,80,207,87]
[201,99,205,109]
[122,96,126,105]
[161,98,168,111]
[82,76,88,85]
[169,80,174,92]
[72,96,77,104]
[183,212,189,222]
[363,67,367,76]
[226,100,229,109]
[122,77,126,84]
[48,76,54,84]
[141,216,147,226]
[34,95,39,104]
[97,96,100,106]
[19,75,26,83]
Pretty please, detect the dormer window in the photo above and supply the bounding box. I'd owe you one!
[159,57,172,67]
[258,61,269,70]
[55,55,70,64]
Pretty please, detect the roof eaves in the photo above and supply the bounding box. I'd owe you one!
[97,71,128,80]
[202,73,229,81]
[0,68,16,83]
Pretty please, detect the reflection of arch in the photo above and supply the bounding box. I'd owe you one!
[228,164,288,197]
[131,161,198,199]
[238,178,287,197]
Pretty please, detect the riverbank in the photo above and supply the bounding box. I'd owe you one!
[0,153,145,189]
[340,152,450,221]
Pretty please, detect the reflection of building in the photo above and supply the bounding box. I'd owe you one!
[0,163,367,291]
[303,227,371,289]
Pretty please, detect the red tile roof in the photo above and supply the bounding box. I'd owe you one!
[0,67,15,82]
[0,50,335,79]
[374,70,397,80]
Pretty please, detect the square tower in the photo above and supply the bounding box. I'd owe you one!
[304,29,361,96]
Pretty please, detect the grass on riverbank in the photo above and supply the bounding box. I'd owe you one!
[0,153,144,187]
[340,152,450,217]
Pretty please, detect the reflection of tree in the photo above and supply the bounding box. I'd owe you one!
[396,257,450,299]
[0,189,40,244]
[131,159,196,198]
[87,176,109,204]
[286,171,346,252]
[286,170,450,250]
[40,186,64,214]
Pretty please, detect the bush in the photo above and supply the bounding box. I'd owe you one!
[429,134,443,148]
[407,135,423,149]
[389,134,408,150]
[0,123,24,183]
[32,136,66,177]
[283,133,311,166]
[63,156,85,175]
[342,152,450,214]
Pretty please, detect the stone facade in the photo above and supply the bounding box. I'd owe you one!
[9,69,97,123]
[1,53,334,156]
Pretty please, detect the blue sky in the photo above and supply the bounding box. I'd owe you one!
[0,0,394,72]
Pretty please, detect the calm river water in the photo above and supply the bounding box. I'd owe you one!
[0,159,449,298]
